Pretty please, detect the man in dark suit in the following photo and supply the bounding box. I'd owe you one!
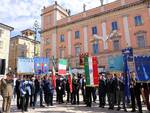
[15,77,21,109]
[85,86,93,107]
[115,74,127,111]
[99,74,106,108]
[107,73,115,110]
[56,75,61,102]
[66,79,70,103]
[130,72,143,113]
[33,76,44,108]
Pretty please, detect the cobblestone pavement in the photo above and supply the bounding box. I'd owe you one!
[0,95,149,113]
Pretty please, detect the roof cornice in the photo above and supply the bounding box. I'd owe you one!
[0,23,14,31]
[41,0,144,33]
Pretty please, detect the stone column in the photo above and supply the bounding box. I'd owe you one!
[68,30,72,56]
[123,15,131,47]
[83,26,88,52]
[52,33,56,58]
[102,22,108,49]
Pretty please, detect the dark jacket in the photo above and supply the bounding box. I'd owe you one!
[116,78,124,91]
[43,79,54,94]
[34,79,41,93]
[15,79,20,94]
[106,78,116,93]
[66,80,70,92]
[99,79,106,96]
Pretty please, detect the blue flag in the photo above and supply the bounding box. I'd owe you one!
[34,57,50,75]
[134,56,150,81]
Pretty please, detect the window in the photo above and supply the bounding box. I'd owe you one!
[75,46,80,56]
[113,40,120,50]
[92,26,97,35]
[135,16,143,26]
[60,48,64,58]
[92,42,99,54]
[0,41,3,48]
[75,31,80,39]
[112,21,118,31]
[60,34,65,42]
[137,35,146,48]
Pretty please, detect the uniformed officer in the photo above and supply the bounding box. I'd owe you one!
[1,72,14,113]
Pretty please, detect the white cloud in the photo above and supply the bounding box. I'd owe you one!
[0,0,115,36]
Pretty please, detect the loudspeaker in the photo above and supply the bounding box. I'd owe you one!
[0,59,5,74]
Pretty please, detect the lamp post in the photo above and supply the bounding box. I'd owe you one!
[33,20,40,57]
[100,0,104,6]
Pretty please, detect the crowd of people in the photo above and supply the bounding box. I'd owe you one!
[0,72,149,113]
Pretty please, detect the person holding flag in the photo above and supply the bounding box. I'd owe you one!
[51,66,56,89]
[84,55,99,107]
[66,67,73,103]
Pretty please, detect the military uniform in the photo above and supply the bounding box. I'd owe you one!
[1,78,13,113]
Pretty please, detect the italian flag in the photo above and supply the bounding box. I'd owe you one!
[52,66,56,89]
[68,67,73,93]
[58,59,67,75]
[84,56,99,87]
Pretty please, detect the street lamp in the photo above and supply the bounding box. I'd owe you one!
[33,20,40,57]
[100,0,104,6]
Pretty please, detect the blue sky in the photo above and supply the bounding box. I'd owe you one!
[0,0,115,36]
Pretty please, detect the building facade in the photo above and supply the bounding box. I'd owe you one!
[0,23,14,76]
[41,0,150,70]
[9,29,40,72]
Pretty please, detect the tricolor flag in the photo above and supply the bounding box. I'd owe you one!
[52,66,56,89]
[84,56,99,87]
[58,59,67,75]
[68,67,73,93]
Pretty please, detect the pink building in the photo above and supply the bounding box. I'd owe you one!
[41,0,150,70]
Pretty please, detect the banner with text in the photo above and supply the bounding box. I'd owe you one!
[17,58,34,74]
